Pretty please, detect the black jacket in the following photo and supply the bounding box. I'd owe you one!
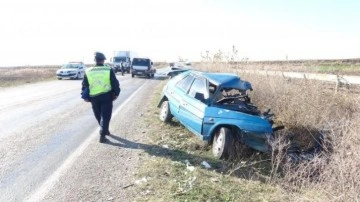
[81,65,120,97]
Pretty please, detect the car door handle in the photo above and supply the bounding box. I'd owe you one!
[180,100,187,106]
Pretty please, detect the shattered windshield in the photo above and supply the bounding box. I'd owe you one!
[214,88,246,103]
[213,87,259,115]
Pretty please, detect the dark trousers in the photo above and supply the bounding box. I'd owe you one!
[90,92,113,136]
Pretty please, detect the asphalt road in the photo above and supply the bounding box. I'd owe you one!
[0,72,167,201]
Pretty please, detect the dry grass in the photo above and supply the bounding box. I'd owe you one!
[0,66,59,87]
[194,60,360,75]
[193,62,360,201]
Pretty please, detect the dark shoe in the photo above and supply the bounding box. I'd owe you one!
[99,135,107,143]
[100,130,111,136]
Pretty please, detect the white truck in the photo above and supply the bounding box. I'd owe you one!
[111,51,137,73]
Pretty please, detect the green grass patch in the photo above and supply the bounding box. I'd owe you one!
[310,64,360,74]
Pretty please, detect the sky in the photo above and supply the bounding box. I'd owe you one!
[0,0,360,66]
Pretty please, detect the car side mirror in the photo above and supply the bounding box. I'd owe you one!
[150,62,153,65]
[194,92,205,103]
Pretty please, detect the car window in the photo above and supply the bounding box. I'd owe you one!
[214,88,243,102]
[176,75,194,92]
[188,78,207,102]
[208,82,217,98]
[132,58,150,66]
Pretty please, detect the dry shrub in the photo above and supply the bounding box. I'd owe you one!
[194,62,360,201]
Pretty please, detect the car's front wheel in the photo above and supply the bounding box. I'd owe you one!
[212,127,233,159]
[159,101,172,122]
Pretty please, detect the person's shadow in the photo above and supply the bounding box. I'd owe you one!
[104,134,282,182]
[104,134,226,172]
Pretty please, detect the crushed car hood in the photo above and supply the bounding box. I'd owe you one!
[204,107,273,134]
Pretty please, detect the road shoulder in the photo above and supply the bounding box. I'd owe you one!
[41,79,161,202]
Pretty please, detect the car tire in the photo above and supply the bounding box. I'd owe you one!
[57,78,62,80]
[212,127,233,159]
[131,74,134,78]
[159,101,172,122]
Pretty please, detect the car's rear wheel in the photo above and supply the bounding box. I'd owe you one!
[212,127,233,159]
[159,101,172,122]
[131,73,134,78]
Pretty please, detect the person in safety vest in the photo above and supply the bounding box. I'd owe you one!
[81,52,120,143]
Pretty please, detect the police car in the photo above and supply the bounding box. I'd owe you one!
[56,62,86,80]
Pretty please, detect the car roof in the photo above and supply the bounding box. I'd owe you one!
[68,62,83,64]
[190,71,241,87]
[133,57,150,60]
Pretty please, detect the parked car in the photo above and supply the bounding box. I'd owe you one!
[56,62,86,80]
[131,57,156,78]
[167,66,192,78]
[158,70,280,159]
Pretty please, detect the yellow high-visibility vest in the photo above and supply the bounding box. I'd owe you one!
[86,66,112,96]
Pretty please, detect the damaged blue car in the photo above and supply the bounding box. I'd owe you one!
[158,70,281,159]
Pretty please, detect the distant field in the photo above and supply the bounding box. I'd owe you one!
[0,66,60,87]
[1,59,359,88]
[194,58,360,75]
[0,63,168,87]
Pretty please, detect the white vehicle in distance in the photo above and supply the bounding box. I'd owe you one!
[131,58,156,78]
[56,62,86,80]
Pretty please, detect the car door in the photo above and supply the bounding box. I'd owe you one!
[179,76,207,135]
[169,74,194,119]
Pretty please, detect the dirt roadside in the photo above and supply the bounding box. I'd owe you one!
[40,79,162,202]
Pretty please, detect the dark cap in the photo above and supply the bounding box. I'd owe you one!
[94,52,106,61]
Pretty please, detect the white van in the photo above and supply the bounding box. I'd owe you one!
[131,58,156,78]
